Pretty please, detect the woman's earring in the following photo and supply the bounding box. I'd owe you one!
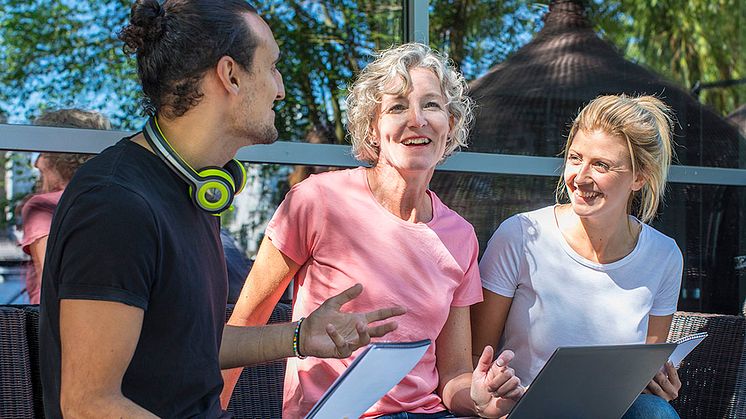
[369,140,379,147]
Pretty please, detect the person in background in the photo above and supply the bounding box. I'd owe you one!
[19,109,111,304]
[473,94,683,419]
[224,43,524,419]
[220,228,254,304]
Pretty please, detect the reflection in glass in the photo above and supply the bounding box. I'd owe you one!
[0,149,33,304]
[658,185,745,315]
[263,0,402,145]
[457,1,743,167]
[428,0,744,314]
[0,1,403,133]
[432,169,745,315]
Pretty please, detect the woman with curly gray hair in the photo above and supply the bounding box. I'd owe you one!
[226,43,523,418]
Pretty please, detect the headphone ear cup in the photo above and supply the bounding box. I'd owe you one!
[194,168,236,214]
[224,160,247,195]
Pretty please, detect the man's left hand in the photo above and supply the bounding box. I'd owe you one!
[300,283,406,358]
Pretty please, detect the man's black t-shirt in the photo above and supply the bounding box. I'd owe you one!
[39,139,229,418]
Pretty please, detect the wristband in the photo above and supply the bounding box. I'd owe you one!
[293,317,307,359]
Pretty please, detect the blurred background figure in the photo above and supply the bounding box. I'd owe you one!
[220,228,254,305]
[18,109,110,303]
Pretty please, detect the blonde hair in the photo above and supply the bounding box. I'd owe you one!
[555,94,675,223]
[346,43,474,165]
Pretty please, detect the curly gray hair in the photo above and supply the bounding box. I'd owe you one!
[346,43,474,165]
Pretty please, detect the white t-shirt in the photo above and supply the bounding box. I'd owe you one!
[479,205,683,386]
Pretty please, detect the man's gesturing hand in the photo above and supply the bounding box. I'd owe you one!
[300,283,407,358]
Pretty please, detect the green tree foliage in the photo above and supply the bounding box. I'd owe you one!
[1,0,741,128]
[0,0,402,138]
[429,0,546,80]
[0,0,138,127]
[597,0,745,115]
[257,0,401,144]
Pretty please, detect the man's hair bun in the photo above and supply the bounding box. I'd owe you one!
[119,0,166,54]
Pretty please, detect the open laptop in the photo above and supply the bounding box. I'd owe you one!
[507,343,676,419]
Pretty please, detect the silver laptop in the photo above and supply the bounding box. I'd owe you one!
[507,343,676,419]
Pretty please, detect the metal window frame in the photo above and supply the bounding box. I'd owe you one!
[403,0,429,44]
[1,124,744,186]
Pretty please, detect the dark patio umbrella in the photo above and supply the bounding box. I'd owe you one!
[430,0,744,313]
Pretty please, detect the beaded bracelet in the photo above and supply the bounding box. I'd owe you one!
[293,317,307,359]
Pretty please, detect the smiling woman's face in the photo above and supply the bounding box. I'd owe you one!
[371,67,452,173]
[564,129,645,222]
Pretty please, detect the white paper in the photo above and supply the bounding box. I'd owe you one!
[668,332,707,368]
[305,340,431,419]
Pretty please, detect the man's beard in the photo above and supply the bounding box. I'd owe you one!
[251,123,278,145]
[231,95,279,145]
[228,115,278,145]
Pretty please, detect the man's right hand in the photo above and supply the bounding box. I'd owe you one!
[299,283,406,358]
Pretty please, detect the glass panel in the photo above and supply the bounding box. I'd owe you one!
[660,184,746,315]
[0,150,38,304]
[430,170,746,315]
[263,1,403,144]
[0,1,403,136]
[428,1,745,168]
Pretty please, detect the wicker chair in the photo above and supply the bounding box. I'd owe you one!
[668,311,746,419]
[225,302,292,419]
[23,305,45,418]
[4,305,743,418]
[0,303,290,419]
[0,306,35,418]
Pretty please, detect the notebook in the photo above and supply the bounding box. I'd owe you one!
[669,332,707,367]
[507,343,676,419]
[305,339,431,419]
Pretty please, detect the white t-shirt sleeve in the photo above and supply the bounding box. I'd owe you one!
[479,215,525,297]
[649,240,683,316]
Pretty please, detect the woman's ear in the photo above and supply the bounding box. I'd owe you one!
[631,172,646,192]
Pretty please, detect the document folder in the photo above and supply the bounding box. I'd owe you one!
[305,339,431,419]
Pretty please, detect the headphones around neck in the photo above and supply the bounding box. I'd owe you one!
[142,116,247,215]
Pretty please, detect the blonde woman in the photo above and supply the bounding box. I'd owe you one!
[224,43,524,418]
[473,94,683,418]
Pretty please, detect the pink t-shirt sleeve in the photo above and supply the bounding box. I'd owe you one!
[20,194,58,254]
[266,179,326,266]
[451,232,484,307]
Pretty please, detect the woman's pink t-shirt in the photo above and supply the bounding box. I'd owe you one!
[20,190,63,304]
[267,168,482,418]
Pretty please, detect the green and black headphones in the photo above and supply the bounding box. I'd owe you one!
[142,116,247,215]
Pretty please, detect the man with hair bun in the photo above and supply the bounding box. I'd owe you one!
[39,1,404,418]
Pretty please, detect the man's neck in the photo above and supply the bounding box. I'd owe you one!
[155,113,238,169]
